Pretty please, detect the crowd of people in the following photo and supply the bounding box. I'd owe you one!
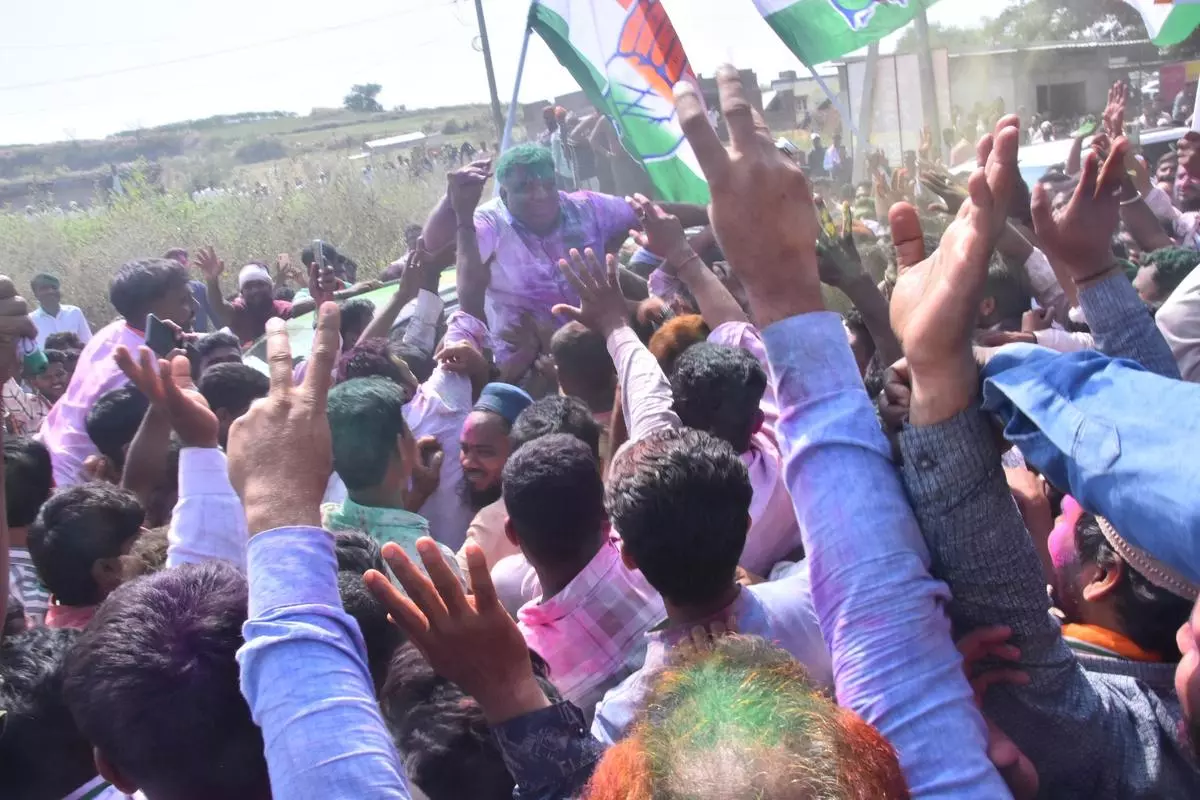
[3,64,1200,799]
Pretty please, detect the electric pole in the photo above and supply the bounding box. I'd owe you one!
[913,7,942,161]
[473,0,506,141]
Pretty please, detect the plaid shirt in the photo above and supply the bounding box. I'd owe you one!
[517,538,665,713]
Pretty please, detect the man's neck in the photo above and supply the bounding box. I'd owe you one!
[41,303,61,316]
[348,485,407,511]
[531,534,606,599]
[663,583,742,627]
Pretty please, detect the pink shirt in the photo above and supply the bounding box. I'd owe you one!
[475,190,637,366]
[517,538,665,712]
[41,320,144,487]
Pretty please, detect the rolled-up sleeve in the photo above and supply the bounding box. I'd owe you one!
[167,448,248,571]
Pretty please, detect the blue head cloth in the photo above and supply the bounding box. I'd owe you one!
[981,343,1200,598]
[473,383,534,427]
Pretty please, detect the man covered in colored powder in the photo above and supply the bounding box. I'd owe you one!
[419,144,708,372]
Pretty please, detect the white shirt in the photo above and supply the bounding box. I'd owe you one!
[30,304,92,349]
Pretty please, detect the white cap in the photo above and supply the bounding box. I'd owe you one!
[238,263,272,290]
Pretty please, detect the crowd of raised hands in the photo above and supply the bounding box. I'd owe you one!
[4,64,1200,800]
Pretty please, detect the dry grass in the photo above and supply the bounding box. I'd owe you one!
[0,165,444,328]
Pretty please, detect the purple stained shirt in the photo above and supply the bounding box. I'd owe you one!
[474,190,638,366]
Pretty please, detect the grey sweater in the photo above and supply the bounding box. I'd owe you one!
[898,274,1200,798]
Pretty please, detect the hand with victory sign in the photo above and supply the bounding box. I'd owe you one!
[674,65,823,327]
[227,303,340,534]
[889,115,1022,426]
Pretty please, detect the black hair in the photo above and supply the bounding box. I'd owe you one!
[4,595,25,637]
[198,362,269,416]
[274,286,296,302]
[338,570,405,693]
[4,436,53,529]
[388,332,437,383]
[549,322,616,414]
[61,561,268,800]
[340,297,376,342]
[43,332,83,351]
[606,428,750,607]
[510,395,602,461]
[984,256,1031,325]
[337,337,409,386]
[108,257,190,321]
[842,307,870,340]
[85,386,149,469]
[335,529,389,575]
[42,348,68,368]
[381,643,544,800]
[670,342,767,453]
[27,483,143,606]
[502,434,605,566]
[0,626,95,800]
[1075,513,1193,659]
[195,330,241,361]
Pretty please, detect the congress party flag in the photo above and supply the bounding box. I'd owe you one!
[529,0,710,203]
[1122,1,1200,47]
[753,0,943,66]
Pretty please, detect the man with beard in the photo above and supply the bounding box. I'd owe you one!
[458,382,532,513]
[195,247,318,344]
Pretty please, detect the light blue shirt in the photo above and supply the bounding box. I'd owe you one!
[760,311,1010,798]
[591,561,832,745]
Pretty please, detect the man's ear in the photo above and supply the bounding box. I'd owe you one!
[503,517,520,549]
[82,454,120,485]
[751,408,765,438]
[91,556,127,599]
[95,748,139,795]
[1082,559,1125,603]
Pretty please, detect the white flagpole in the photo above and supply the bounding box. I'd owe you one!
[501,25,534,153]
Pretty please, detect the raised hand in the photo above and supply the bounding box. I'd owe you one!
[628,193,693,268]
[0,278,37,386]
[1031,137,1129,283]
[396,237,429,299]
[364,540,549,724]
[114,346,218,449]
[447,158,493,220]
[195,246,225,281]
[1103,81,1127,139]
[275,253,302,285]
[889,115,1022,425]
[551,248,630,335]
[674,64,823,327]
[815,198,866,288]
[227,303,340,534]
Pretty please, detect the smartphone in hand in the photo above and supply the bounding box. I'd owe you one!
[145,313,179,357]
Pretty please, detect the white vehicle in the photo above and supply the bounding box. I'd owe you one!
[951,126,1189,186]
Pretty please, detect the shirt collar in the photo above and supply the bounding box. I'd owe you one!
[520,538,621,624]
[646,586,753,650]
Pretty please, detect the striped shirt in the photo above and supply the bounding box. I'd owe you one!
[8,546,49,626]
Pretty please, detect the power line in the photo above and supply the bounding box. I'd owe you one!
[0,3,456,92]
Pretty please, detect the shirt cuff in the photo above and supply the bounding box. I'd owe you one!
[444,309,492,352]
[178,447,233,496]
[900,405,1002,515]
[491,701,603,795]
[760,311,862,397]
[246,526,340,619]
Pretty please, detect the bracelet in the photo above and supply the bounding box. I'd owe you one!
[1119,191,1143,207]
[670,252,704,272]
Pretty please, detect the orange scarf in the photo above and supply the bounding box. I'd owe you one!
[1062,623,1162,663]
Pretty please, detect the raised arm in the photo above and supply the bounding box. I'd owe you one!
[194,246,237,329]
[228,305,412,798]
[891,121,1173,797]
[1032,138,1181,378]
[629,194,746,328]
[421,159,493,256]
[553,248,680,447]
[447,165,493,323]
[114,345,247,570]
[674,66,1008,796]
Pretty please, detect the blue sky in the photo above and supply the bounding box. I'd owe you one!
[0,0,1011,145]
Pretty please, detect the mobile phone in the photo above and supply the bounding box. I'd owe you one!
[312,239,326,271]
[145,313,178,357]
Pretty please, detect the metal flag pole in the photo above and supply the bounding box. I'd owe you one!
[501,25,534,153]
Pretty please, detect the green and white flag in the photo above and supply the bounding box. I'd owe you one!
[1122,1,1200,47]
[753,0,942,66]
[529,0,710,203]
